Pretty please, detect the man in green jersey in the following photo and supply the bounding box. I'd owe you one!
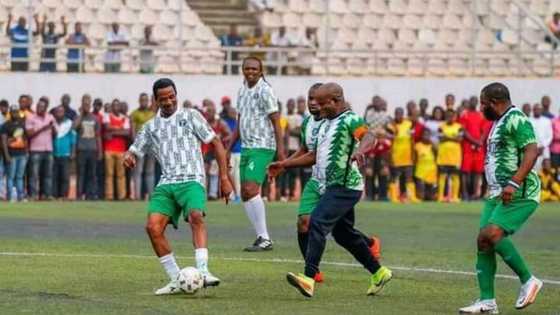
[460,83,543,314]
[269,83,391,298]
[269,83,381,284]
[228,56,286,252]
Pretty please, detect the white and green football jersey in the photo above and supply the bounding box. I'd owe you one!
[129,108,216,188]
[312,110,368,192]
[485,107,541,202]
[237,77,279,150]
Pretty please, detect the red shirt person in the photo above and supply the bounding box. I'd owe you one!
[458,96,485,200]
[103,99,130,200]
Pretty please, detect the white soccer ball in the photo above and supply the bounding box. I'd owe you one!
[177,267,204,294]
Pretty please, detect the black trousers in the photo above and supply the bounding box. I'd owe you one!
[52,157,71,198]
[305,185,380,277]
[77,150,98,199]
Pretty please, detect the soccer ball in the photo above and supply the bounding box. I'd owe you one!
[177,267,204,294]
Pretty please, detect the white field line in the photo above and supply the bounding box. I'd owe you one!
[1,251,559,286]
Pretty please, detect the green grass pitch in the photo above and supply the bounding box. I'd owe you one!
[0,201,559,314]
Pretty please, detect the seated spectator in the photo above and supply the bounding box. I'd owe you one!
[220,24,243,74]
[105,23,129,73]
[546,12,560,46]
[52,106,76,200]
[269,26,295,74]
[437,109,463,203]
[297,27,318,75]
[5,14,40,71]
[66,22,90,73]
[39,15,68,72]
[139,26,157,74]
[26,97,55,200]
[539,159,560,201]
[551,110,560,168]
[244,26,270,62]
[414,129,437,200]
[2,104,28,202]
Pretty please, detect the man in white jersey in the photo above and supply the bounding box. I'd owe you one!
[228,56,285,252]
[123,78,233,295]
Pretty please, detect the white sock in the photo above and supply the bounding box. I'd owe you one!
[244,195,270,240]
[195,248,209,274]
[159,253,180,281]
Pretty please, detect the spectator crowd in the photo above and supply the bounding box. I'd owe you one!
[0,91,559,203]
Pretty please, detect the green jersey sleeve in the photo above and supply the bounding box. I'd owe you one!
[346,113,368,140]
[507,111,537,149]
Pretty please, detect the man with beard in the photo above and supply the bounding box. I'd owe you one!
[460,83,542,314]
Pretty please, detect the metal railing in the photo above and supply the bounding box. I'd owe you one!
[0,42,558,76]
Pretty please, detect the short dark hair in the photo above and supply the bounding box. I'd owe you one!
[0,99,8,107]
[139,92,148,98]
[93,98,103,106]
[152,78,177,99]
[39,96,49,106]
[481,82,511,102]
[309,83,323,92]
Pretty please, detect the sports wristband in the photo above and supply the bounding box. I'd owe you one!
[507,180,520,189]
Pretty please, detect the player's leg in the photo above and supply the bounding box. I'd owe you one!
[240,148,276,251]
[437,166,446,202]
[146,184,183,295]
[177,182,220,287]
[404,166,419,202]
[450,168,461,203]
[296,179,323,281]
[388,167,400,203]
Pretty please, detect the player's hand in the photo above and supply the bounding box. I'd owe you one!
[219,174,233,204]
[267,161,285,179]
[122,151,136,169]
[501,185,516,205]
[351,151,367,168]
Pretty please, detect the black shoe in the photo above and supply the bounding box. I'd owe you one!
[244,236,273,252]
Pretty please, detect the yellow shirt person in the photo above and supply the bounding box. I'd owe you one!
[388,119,413,167]
[437,110,463,203]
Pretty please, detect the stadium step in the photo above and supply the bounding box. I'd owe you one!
[187,0,259,36]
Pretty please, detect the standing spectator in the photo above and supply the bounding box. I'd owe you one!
[25,97,55,200]
[418,98,430,121]
[425,106,444,145]
[224,106,242,201]
[414,129,437,200]
[139,26,158,74]
[66,22,90,73]
[284,98,303,200]
[105,23,129,73]
[203,102,231,200]
[130,93,155,200]
[437,109,463,203]
[409,108,425,143]
[220,24,243,74]
[93,97,105,199]
[459,96,485,201]
[52,106,76,200]
[363,96,391,201]
[295,95,312,187]
[0,100,6,199]
[219,96,232,119]
[541,95,554,119]
[103,99,130,200]
[296,27,318,75]
[539,159,560,201]
[522,103,532,117]
[0,100,9,120]
[18,94,34,118]
[51,94,78,121]
[551,110,560,168]
[244,27,270,62]
[39,16,68,72]
[445,93,455,110]
[5,14,40,71]
[74,94,102,200]
[269,26,294,74]
[530,104,553,170]
[2,104,28,202]
[387,107,418,203]
[546,12,560,44]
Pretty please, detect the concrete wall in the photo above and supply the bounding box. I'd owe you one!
[1,73,559,115]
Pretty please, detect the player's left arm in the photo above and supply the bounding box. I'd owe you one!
[269,112,285,161]
[501,116,539,204]
[211,136,234,203]
[350,118,374,167]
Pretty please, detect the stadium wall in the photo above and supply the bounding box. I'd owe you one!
[2,74,559,114]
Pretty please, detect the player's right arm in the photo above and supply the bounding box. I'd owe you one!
[268,151,316,179]
[124,123,151,169]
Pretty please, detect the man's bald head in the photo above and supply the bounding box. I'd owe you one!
[315,82,347,119]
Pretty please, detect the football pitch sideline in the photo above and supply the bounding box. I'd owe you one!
[0,201,559,315]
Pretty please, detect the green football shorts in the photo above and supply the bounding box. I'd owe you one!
[298,179,322,216]
[480,197,538,235]
[148,181,207,229]
[240,148,276,185]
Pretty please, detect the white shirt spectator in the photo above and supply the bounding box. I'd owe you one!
[105,30,128,63]
[530,115,553,170]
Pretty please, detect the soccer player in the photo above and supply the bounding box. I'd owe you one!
[460,83,543,314]
[269,83,381,283]
[437,109,463,203]
[228,56,285,251]
[123,78,233,295]
[387,107,419,203]
[269,83,391,298]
